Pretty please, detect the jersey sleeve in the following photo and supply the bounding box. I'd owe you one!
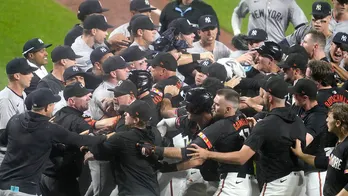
[288,0,308,28]
[233,0,249,18]
[244,120,266,152]
[90,133,125,160]
[285,24,310,46]
[0,98,16,130]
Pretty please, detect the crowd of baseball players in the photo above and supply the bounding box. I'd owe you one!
[1,0,348,195]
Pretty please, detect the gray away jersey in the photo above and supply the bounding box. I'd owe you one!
[0,87,27,130]
[89,81,115,120]
[187,41,232,61]
[232,0,308,43]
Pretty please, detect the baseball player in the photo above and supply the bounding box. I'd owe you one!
[291,102,348,196]
[188,77,307,195]
[232,0,308,43]
[282,1,332,48]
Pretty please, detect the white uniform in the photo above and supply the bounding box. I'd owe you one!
[71,36,94,72]
[187,41,232,61]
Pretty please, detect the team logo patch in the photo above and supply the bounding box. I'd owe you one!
[72,66,79,72]
[341,35,347,42]
[205,17,211,23]
[198,132,212,149]
[316,4,322,11]
[100,47,108,53]
[151,88,163,97]
[38,39,44,44]
[251,30,257,36]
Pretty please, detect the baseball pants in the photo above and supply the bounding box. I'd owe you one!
[84,160,115,196]
[304,171,326,196]
[260,171,305,196]
[214,173,256,196]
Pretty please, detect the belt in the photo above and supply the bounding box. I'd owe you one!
[219,172,249,180]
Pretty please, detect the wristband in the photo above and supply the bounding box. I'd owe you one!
[154,146,164,157]
[192,54,200,62]
[164,93,173,99]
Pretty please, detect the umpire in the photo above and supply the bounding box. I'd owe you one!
[0,88,106,196]
[85,100,160,196]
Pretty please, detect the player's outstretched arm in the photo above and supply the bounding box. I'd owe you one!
[337,188,348,196]
[231,0,249,35]
[187,143,255,165]
[291,139,317,167]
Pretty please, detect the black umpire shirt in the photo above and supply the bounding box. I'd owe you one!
[90,127,160,196]
[0,111,105,195]
[244,107,307,183]
[298,105,328,173]
[314,137,348,196]
[43,106,92,179]
[64,24,83,46]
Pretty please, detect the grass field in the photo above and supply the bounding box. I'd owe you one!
[0,0,78,87]
[204,0,332,35]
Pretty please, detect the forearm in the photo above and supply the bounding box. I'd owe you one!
[177,54,194,65]
[297,153,316,167]
[163,147,183,159]
[176,159,204,171]
[337,188,348,196]
[231,12,242,35]
[208,151,244,165]
[333,64,348,80]
[160,98,177,118]
[95,116,121,130]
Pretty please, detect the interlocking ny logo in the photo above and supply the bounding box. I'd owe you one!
[145,0,150,5]
[72,66,79,72]
[341,35,347,42]
[202,60,210,66]
[251,30,257,36]
[117,80,123,87]
[316,4,322,11]
[100,47,107,53]
[205,17,211,23]
[38,39,44,44]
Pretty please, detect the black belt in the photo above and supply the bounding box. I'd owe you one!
[219,172,248,180]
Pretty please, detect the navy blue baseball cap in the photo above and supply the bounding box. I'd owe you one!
[102,56,127,74]
[64,82,91,100]
[120,46,148,62]
[198,15,218,30]
[30,88,61,108]
[168,18,197,35]
[6,57,38,75]
[245,28,268,41]
[90,46,112,65]
[130,0,156,13]
[23,38,52,56]
[311,2,331,17]
[83,15,114,31]
[77,0,109,20]
[51,45,82,62]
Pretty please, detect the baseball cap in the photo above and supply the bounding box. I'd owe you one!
[120,46,147,62]
[151,52,177,72]
[130,0,156,13]
[288,78,317,99]
[90,46,112,65]
[64,82,92,100]
[168,18,197,35]
[197,62,228,82]
[83,15,114,31]
[108,80,138,98]
[77,0,109,20]
[245,28,268,41]
[278,53,308,70]
[333,32,348,45]
[125,100,152,121]
[198,15,218,30]
[22,38,52,56]
[51,45,82,62]
[30,88,61,108]
[311,2,331,17]
[131,15,158,33]
[102,56,127,74]
[261,76,288,99]
[63,65,89,81]
[6,57,38,75]
[255,41,283,61]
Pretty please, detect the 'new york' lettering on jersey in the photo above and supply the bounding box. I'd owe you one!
[251,9,283,22]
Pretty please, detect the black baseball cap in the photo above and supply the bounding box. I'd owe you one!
[83,14,114,31]
[197,62,228,82]
[168,18,197,35]
[125,100,151,121]
[151,52,177,71]
[6,57,38,75]
[102,56,127,74]
[130,0,156,13]
[51,45,82,62]
[288,78,317,99]
[120,46,147,62]
[245,28,268,41]
[131,15,158,33]
[63,65,89,81]
[311,2,331,17]
[30,88,61,108]
[108,80,138,98]
[261,76,288,99]
[255,41,283,61]
[22,38,52,56]
[64,82,92,100]
[77,0,109,20]
[333,32,348,45]
[278,53,308,70]
[198,15,218,30]
[90,46,112,65]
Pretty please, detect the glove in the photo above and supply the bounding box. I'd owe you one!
[231,34,248,51]
[136,141,156,157]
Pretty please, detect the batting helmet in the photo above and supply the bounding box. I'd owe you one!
[127,70,153,95]
[185,87,213,114]
[255,41,283,61]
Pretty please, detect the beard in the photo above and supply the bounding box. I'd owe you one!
[263,98,271,111]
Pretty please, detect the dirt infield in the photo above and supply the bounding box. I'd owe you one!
[55,0,233,49]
